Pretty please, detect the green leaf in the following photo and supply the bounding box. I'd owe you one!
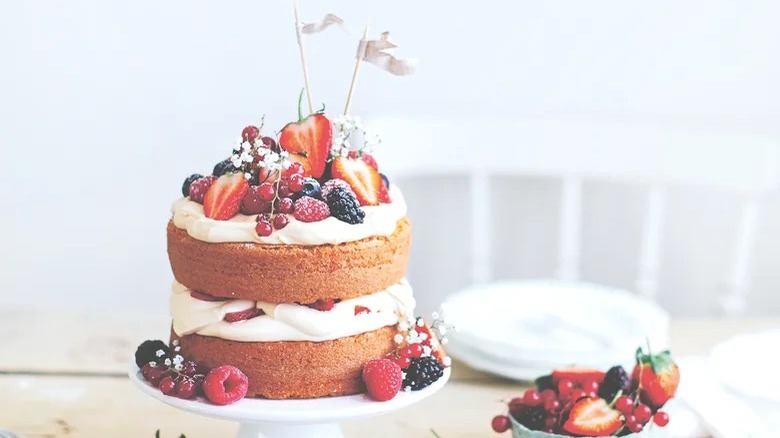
[155,431,160,438]
[297,88,305,123]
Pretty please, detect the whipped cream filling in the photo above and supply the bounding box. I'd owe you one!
[171,185,407,245]
[170,279,415,342]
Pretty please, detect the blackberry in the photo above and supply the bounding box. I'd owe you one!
[514,405,545,431]
[534,374,554,392]
[598,365,631,402]
[134,339,169,368]
[326,187,365,224]
[402,356,444,391]
[181,173,203,197]
[212,159,236,176]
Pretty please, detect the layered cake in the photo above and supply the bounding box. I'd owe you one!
[135,111,448,401]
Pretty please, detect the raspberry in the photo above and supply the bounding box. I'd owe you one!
[240,186,270,215]
[402,356,444,391]
[203,365,249,405]
[326,187,365,224]
[320,178,355,199]
[188,176,217,203]
[362,359,402,402]
[182,173,203,197]
[293,196,330,223]
[134,339,169,368]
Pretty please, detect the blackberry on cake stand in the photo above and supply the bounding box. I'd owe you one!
[129,360,450,438]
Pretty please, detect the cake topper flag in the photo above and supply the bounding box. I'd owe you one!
[344,27,417,115]
[293,1,346,114]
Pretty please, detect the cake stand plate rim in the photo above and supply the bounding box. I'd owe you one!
[129,358,451,424]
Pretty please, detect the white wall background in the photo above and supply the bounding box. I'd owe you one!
[1,1,779,316]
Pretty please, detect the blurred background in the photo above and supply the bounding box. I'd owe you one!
[2,0,780,318]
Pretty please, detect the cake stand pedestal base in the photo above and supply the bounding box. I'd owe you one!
[129,359,450,438]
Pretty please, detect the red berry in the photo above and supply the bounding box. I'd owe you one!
[255,220,272,237]
[540,389,556,402]
[261,136,277,149]
[189,290,228,302]
[276,197,294,213]
[523,389,542,406]
[569,389,586,401]
[627,420,643,433]
[188,176,217,203]
[293,196,330,222]
[278,179,292,197]
[257,182,276,201]
[354,305,371,315]
[361,153,379,170]
[242,125,260,143]
[615,395,634,415]
[582,380,599,393]
[141,363,155,380]
[283,161,305,178]
[181,360,198,376]
[653,411,669,427]
[175,379,197,399]
[362,359,402,402]
[159,376,176,395]
[147,366,165,387]
[391,355,412,369]
[203,365,249,405]
[558,379,574,398]
[586,391,597,399]
[288,173,305,192]
[491,415,511,433]
[224,307,263,322]
[544,398,560,413]
[399,343,424,359]
[633,404,652,424]
[307,298,336,311]
[192,374,206,396]
[624,414,636,425]
[240,186,271,215]
[544,417,557,429]
[272,213,289,230]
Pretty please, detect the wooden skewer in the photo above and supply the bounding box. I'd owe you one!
[343,25,369,115]
[293,0,314,114]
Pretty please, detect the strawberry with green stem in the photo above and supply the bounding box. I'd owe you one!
[632,344,680,409]
[279,89,331,178]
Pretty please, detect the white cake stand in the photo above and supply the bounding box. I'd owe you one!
[129,360,450,438]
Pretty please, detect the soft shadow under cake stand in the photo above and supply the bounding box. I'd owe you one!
[129,361,451,438]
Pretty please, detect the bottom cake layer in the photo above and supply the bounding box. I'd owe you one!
[172,325,398,399]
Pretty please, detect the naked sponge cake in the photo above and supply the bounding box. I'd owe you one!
[133,111,449,403]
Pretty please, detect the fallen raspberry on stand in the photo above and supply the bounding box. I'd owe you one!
[362,359,402,402]
[203,365,249,405]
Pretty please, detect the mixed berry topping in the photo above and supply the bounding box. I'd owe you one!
[178,106,394,236]
[491,346,678,436]
[135,339,249,405]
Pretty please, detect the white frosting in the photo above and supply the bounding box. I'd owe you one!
[170,279,415,342]
[171,185,407,245]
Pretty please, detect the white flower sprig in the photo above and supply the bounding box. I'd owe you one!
[331,114,382,159]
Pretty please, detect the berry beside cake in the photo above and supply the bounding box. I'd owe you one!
[135,109,449,403]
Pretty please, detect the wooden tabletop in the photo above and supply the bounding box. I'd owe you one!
[0,310,777,438]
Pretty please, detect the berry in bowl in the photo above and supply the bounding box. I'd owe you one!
[491,346,679,437]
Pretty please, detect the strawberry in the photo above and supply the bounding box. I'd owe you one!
[415,319,448,367]
[306,298,336,311]
[551,367,606,386]
[362,359,402,402]
[330,157,382,206]
[354,305,371,315]
[278,113,332,178]
[378,175,391,203]
[285,153,312,177]
[223,308,263,322]
[203,173,249,220]
[563,397,623,436]
[361,152,379,170]
[632,346,679,409]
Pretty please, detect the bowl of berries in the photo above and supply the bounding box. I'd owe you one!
[491,346,679,437]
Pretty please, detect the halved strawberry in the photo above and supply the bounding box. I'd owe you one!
[330,157,382,206]
[224,308,263,323]
[203,173,249,220]
[416,319,449,367]
[278,114,331,178]
[354,305,371,315]
[563,397,623,436]
[285,152,312,177]
[552,367,606,385]
[361,152,379,170]
[190,290,229,302]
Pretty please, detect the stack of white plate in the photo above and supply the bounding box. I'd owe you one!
[441,280,670,380]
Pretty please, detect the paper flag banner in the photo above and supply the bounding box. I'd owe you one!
[297,13,345,40]
[356,31,417,76]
